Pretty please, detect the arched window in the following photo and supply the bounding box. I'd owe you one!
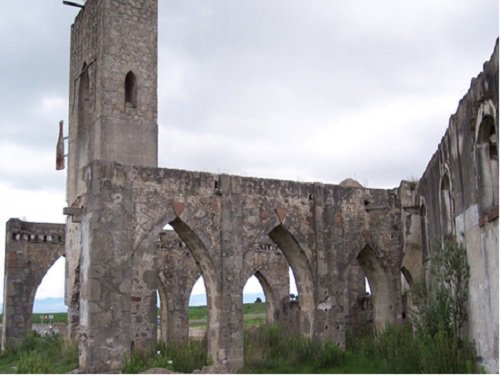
[476,115,498,214]
[440,173,453,239]
[124,71,137,108]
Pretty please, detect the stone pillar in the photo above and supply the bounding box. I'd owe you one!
[216,175,245,370]
[79,162,134,373]
[130,235,158,352]
[312,184,346,347]
[160,272,193,343]
[64,218,82,342]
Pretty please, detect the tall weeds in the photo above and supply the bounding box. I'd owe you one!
[242,325,345,373]
[0,332,78,374]
[122,339,208,373]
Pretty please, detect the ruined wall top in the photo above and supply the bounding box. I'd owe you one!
[415,39,498,241]
[67,0,158,204]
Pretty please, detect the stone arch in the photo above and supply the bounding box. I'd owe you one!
[2,220,66,350]
[29,253,65,315]
[124,71,137,108]
[254,271,275,323]
[242,269,280,324]
[356,245,392,331]
[475,101,498,215]
[157,266,202,343]
[439,171,454,239]
[269,224,315,337]
[165,217,220,363]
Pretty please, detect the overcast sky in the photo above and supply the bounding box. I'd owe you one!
[0,0,498,304]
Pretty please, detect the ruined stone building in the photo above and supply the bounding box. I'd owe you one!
[2,0,498,373]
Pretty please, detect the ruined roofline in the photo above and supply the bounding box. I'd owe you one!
[6,218,66,230]
[417,38,499,187]
[85,159,399,195]
[6,219,66,245]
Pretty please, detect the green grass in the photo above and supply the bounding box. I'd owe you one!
[0,332,78,374]
[240,323,481,374]
[187,302,267,329]
[123,339,209,373]
[1,302,267,327]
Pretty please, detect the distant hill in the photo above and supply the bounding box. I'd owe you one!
[11,292,267,313]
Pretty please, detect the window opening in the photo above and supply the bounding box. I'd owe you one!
[125,71,138,108]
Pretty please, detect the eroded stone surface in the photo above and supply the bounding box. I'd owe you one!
[1,219,65,350]
[1,0,498,373]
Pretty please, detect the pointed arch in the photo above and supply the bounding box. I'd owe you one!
[356,245,392,330]
[167,217,219,362]
[269,224,315,337]
[242,269,281,324]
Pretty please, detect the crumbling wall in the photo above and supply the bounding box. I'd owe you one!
[404,40,499,373]
[1,219,65,350]
[77,160,404,371]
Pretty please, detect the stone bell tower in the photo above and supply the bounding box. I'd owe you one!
[67,0,158,203]
[64,0,158,372]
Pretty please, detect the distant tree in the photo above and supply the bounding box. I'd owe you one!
[255,297,262,303]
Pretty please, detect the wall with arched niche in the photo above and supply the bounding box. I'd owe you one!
[405,41,498,373]
[2,219,65,350]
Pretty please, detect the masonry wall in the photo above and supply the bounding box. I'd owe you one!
[1,219,65,350]
[77,160,404,371]
[65,2,159,371]
[411,40,499,373]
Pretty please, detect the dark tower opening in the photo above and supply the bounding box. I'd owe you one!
[125,71,137,108]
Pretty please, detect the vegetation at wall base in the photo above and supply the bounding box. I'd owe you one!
[241,324,348,373]
[0,332,78,374]
[0,242,482,373]
[123,339,209,374]
[239,240,481,374]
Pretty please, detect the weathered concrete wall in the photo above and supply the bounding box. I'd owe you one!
[404,40,499,373]
[1,219,65,350]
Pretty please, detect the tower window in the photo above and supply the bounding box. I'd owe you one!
[125,71,137,108]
